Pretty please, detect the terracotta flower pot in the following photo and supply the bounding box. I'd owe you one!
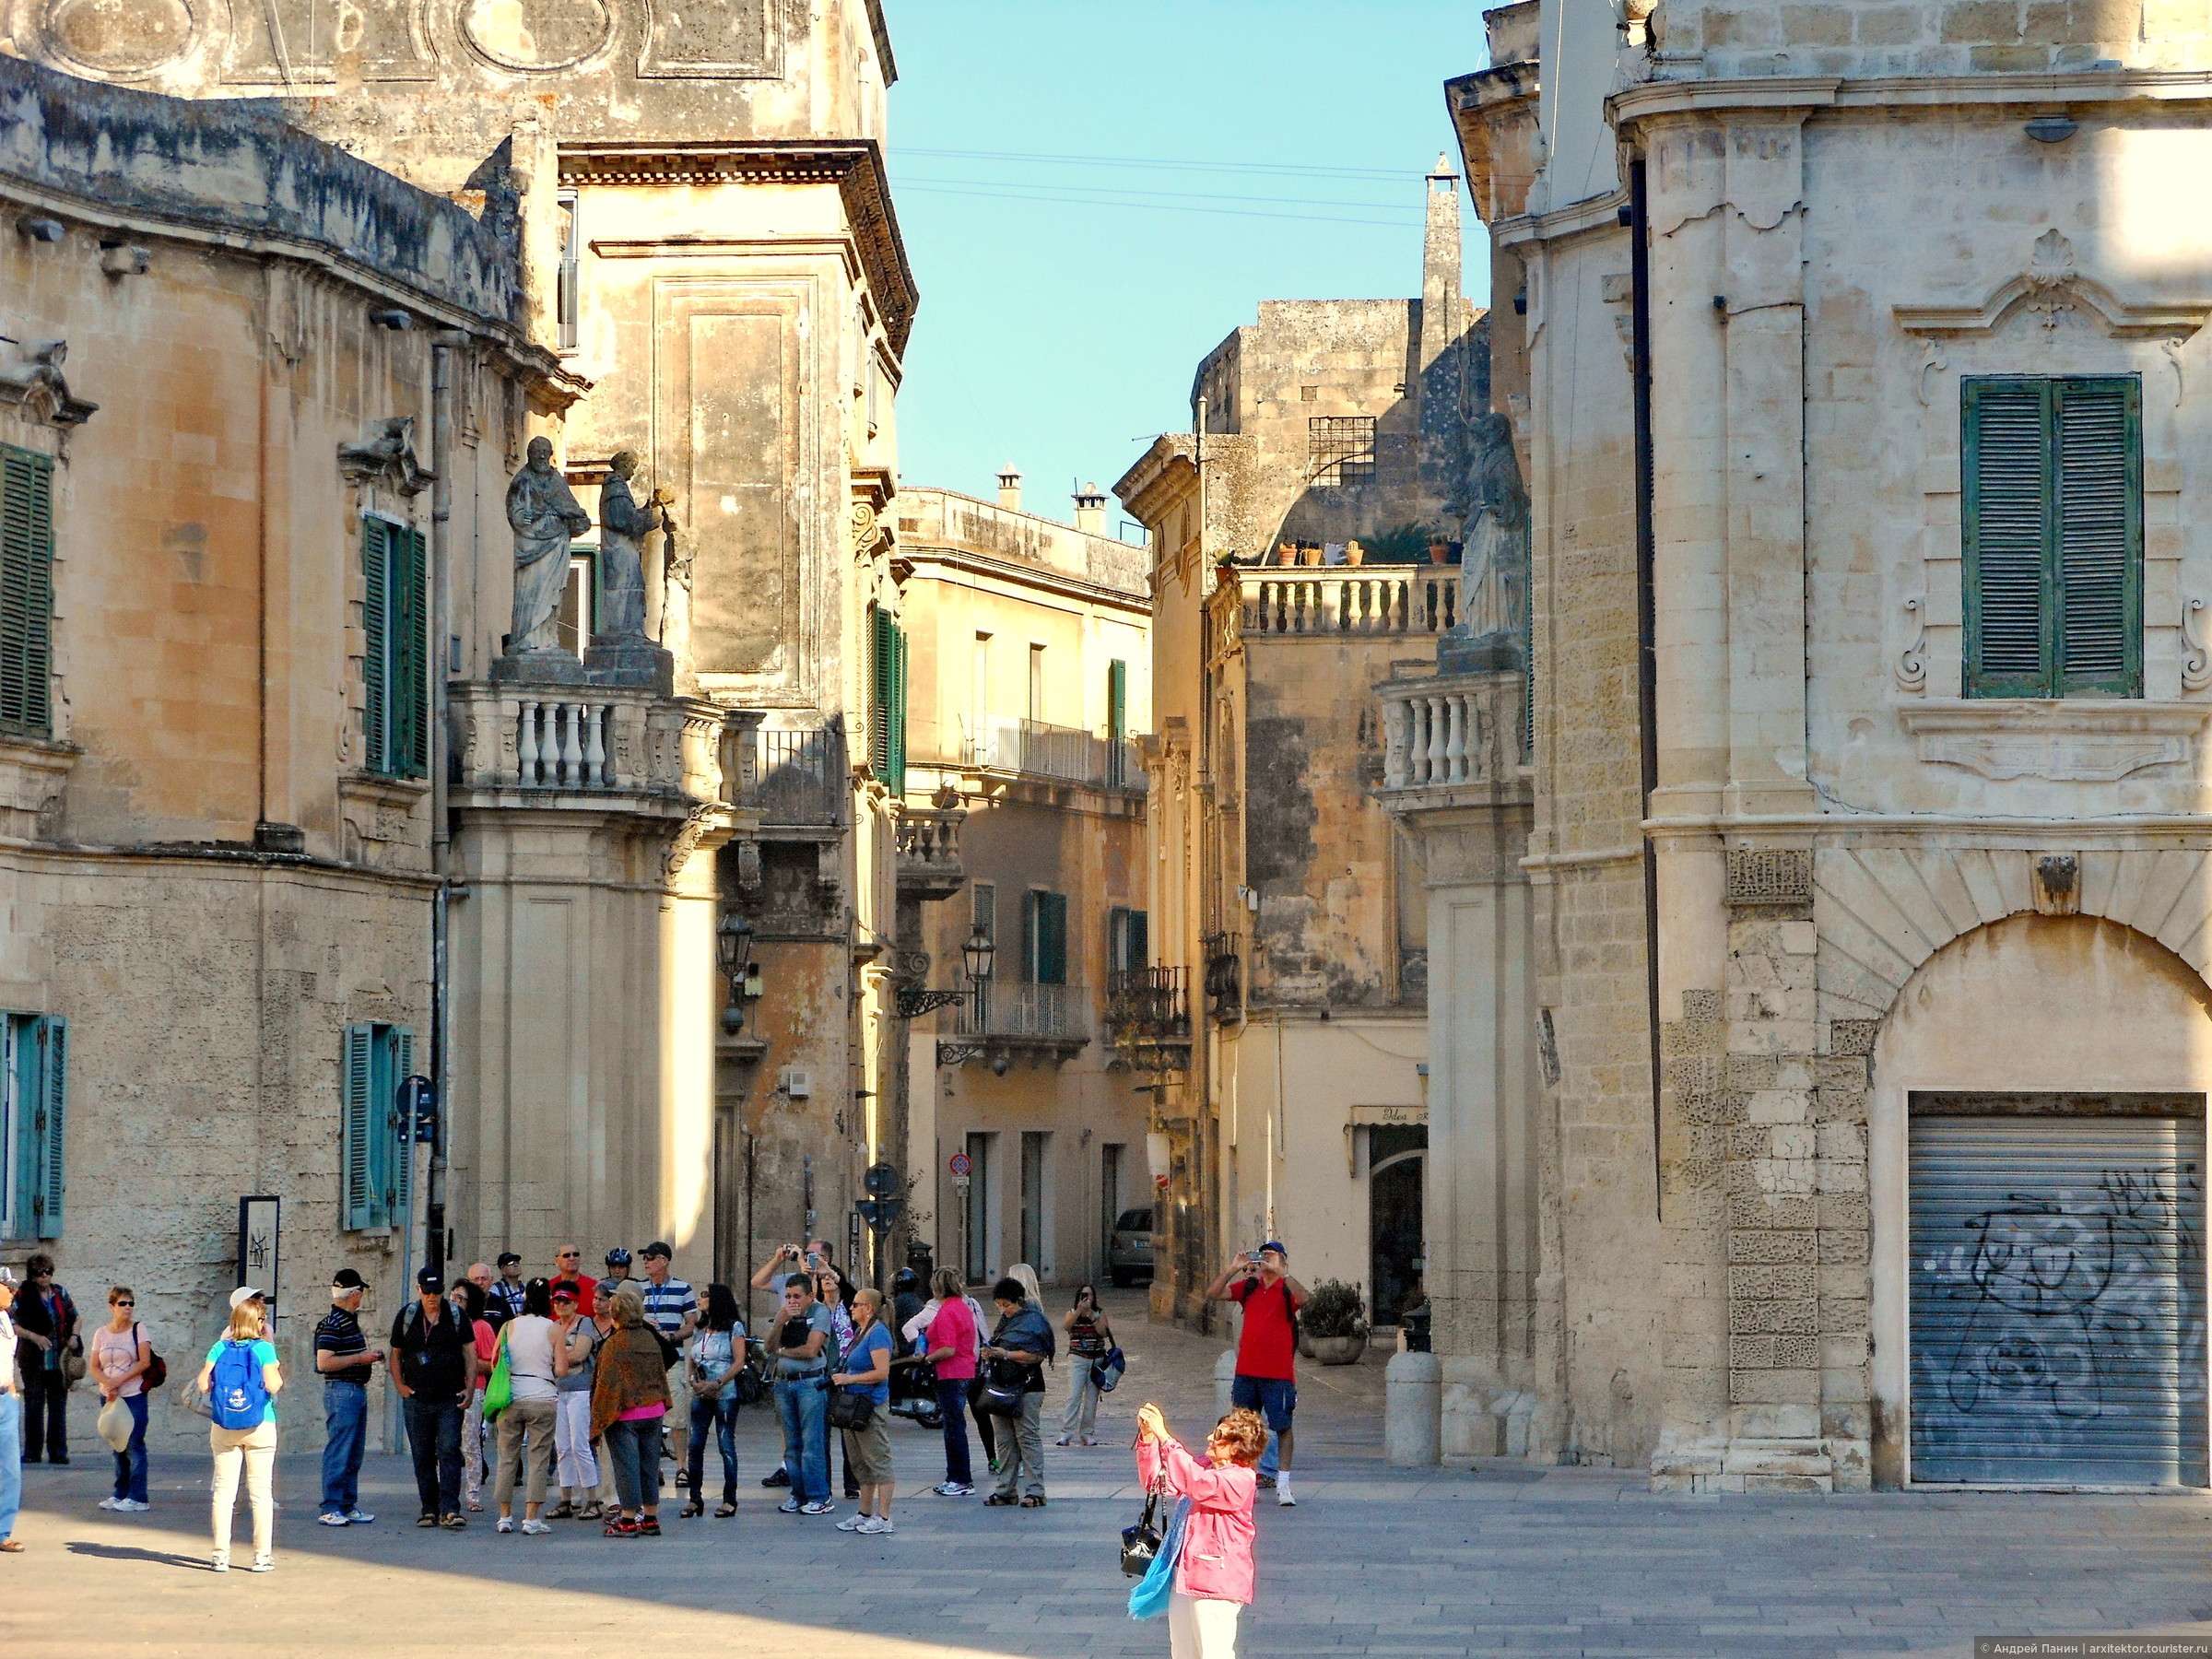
[1427,541,1450,565]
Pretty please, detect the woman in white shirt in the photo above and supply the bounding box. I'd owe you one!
[678,1283,746,1518]
[490,1278,566,1535]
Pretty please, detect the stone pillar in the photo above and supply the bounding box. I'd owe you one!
[1386,1348,1443,1466]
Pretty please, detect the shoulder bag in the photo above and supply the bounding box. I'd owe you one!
[137,1323,168,1391]
[1120,1472,1164,1577]
[481,1326,514,1418]
[1091,1346,1126,1393]
[826,1384,875,1431]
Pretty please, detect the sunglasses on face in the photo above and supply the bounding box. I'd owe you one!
[558,1253,580,1261]
[113,1300,134,1308]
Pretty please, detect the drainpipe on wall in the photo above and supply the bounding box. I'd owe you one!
[1628,159,1664,1221]
[426,332,464,1277]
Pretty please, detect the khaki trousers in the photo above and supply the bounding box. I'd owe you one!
[493,1396,557,1511]
[208,1420,277,1559]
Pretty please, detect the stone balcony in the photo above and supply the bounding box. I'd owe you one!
[1208,566,1465,652]
[450,679,745,824]
[1374,665,1529,803]
[894,788,966,900]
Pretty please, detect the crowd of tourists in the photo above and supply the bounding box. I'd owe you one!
[0,1235,1307,1654]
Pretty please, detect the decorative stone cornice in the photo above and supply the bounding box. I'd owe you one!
[1893,229,2210,342]
[1896,699,2212,782]
[554,140,918,352]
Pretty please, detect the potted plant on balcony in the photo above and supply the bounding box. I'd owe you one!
[1296,1279,1368,1366]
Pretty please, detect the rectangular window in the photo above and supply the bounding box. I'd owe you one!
[1027,642,1045,724]
[869,606,908,794]
[361,516,429,777]
[341,1022,414,1231]
[1,1012,65,1241]
[558,546,597,656]
[1108,657,1129,788]
[0,444,55,739]
[556,189,581,352]
[1108,906,1149,977]
[1023,889,1069,985]
[1963,375,2142,699]
[1308,415,1376,488]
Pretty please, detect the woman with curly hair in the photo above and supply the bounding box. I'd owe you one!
[1135,1402,1266,1659]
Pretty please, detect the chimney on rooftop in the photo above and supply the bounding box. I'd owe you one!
[1073,481,1106,534]
[997,465,1022,512]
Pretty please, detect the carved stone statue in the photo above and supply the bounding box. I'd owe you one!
[594,450,660,644]
[653,484,692,679]
[504,435,590,656]
[1456,411,1528,642]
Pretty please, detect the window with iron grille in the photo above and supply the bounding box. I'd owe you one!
[1962,376,2141,699]
[0,445,54,739]
[1308,416,1376,487]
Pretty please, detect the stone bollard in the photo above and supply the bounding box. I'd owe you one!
[1214,1347,1238,1420]
[1385,1348,1442,1466]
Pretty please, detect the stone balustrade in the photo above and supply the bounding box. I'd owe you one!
[1225,569,1463,640]
[451,680,728,802]
[1377,668,1525,792]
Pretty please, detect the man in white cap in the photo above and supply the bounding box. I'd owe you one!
[314,1268,382,1526]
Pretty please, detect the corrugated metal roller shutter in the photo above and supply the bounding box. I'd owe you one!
[1910,1114,2207,1487]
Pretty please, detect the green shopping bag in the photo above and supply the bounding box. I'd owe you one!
[482,1336,513,1418]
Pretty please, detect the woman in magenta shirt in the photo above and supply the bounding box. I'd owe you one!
[918,1266,979,1496]
[1135,1402,1265,1658]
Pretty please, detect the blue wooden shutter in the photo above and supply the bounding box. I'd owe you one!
[1037,891,1068,986]
[0,446,54,738]
[361,520,392,774]
[342,1023,380,1230]
[388,1026,415,1219]
[393,526,429,777]
[2054,379,2140,696]
[30,1014,64,1239]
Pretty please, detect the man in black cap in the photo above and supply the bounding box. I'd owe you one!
[314,1268,384,1526]
[488,1253,528,1324]
[389,1267,477,1529]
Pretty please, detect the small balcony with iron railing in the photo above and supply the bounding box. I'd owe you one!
[938,981,1092,1069]
[964,714,1145,794]
[753,724,848,830]
[1107,965,1193,1080]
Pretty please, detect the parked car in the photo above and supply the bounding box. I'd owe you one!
[1107,1207,1155,1287]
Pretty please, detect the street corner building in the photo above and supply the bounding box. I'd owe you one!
[1125,0,2212,1494]
[0,1,922,1444]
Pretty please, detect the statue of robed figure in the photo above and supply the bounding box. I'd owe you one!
[1455,411,1529,644]
[593,450,661,644]
[505,435,591,656]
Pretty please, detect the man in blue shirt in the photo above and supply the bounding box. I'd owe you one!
[313,1268,384,1526]
[761,1257,837,1515]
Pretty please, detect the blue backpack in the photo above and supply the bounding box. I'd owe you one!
[209,1340,270,1430]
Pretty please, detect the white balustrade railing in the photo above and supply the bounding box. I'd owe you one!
[516,698,612,788]
[1380,674,1520,790]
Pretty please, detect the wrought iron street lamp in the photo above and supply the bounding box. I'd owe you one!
[716,911,754,1036]
[960,924,994,1001]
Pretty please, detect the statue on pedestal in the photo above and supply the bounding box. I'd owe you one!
[593,450,659,644]
[1456,412,1528,642]
[653,485,692,681]
[504,435,590,657]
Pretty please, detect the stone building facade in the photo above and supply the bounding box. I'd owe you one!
[890,480,1152,1291]
[1113,169,1489,1330]
[1388,0,2212,1489]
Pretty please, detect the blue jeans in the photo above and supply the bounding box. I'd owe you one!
[773,1376,830,1505]
[688,1390,738,1503]
[935,1377,973,1486]
[604,1418,661,1513]
[0,1393,20,1541]
[110,1393,148,1503]
[401,1394,465,1518]
[1231,1374,1296,1477]
[321,1382,368,1516]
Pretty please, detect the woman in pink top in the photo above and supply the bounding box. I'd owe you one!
[919,1266,980,1496]
[1135,1402,1265,1659]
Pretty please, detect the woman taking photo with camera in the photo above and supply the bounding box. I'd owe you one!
[1135,1402,1265,1658]
[1055,1284,1112,1447]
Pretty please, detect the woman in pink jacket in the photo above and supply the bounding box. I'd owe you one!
[1135,1401,1266,1658]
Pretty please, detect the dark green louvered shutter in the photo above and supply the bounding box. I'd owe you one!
[361,521,392,774]
[392,526,428,778]
[889,620,908,794]
[389,1026,415,1218]
[342,1024,379,1229]
[30,1015,64,1239]
[869,607,907,794]
[1035,891,1068,986]
[0,446,54,739]
[1108,658,1128,787]
[1964,377,2140,699]
[1127,908,1147,973]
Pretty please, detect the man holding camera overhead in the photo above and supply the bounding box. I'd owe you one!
[754,1245,838,1515]
[1205,1241,1308,1507]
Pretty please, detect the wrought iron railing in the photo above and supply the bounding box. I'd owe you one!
[757,725,846,827]
[964,715,1146,793]
[951,982,1091,1041]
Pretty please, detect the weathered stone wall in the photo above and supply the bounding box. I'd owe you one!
[1650,0,2212,77]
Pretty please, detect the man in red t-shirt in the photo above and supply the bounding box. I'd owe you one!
[548,1244,597,1317]
[1206,1241,1308,1507]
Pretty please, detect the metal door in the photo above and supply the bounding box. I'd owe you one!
[1909,1110,2207,1486]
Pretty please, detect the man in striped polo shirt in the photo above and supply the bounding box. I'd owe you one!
[638,1243,697,1488]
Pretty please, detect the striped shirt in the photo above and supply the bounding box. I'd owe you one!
[640,1277,693,1335]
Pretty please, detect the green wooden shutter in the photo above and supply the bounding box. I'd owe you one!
[0,446,54,738]
[389,1025,415,1218]
[1964,377,2141,699]
[342,1023,380,1230]
[393,526,429,777]
[1038,891,1068,986]
[30,1014,64,1239]
[1129,908,1148,973]
[889,620,908,795]
[1021,889,1039,983]
[2055,379,2140,696]
[869,606,889,779]
[361,520,392,774]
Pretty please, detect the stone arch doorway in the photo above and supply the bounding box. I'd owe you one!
[1868,913,2212,1488]
[1369,1127,1427,1327]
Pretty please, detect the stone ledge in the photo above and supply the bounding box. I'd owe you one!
[1897,700,2212,782]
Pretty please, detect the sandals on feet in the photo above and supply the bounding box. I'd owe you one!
[714,1502,737,1518]
[1019,1495,1048,1508]
[678,1500,704,1519]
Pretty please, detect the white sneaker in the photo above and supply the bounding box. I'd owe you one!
[799,1500,835,1516]
[932,1481,973,1497]
[835,1512,868,1531]
[496,1516,514,1533]
[521,1519,552,1535]
[345,1510,376,1525]
[1277,1486,1296,1507]
[210,1552,228,1573]
[116,1500,150,1512]
[859,1515,894,1535]
[98,1497,120,1511]
[250,1554,274,1572]
[1052,1435,1072,1447]
[318,1512,350,1526]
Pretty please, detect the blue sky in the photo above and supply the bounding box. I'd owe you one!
[884,1,1493,535]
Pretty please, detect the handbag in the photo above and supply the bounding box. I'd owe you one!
[1126,1495,1191,1620]
[972,1364,1026,1417]
[138,1324,167,1391]
[481,1335,513,1418]
[1091,1347,1126,1394]
[1120,1481,1163,1577]
[826,1386,876,1431]
[62,1333,87,1385]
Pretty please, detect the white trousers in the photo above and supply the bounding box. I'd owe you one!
[208,1421,277,1559]
[1168,1593,1241,1659]
[461,1391,488,1502]
[554,1391,598,1492]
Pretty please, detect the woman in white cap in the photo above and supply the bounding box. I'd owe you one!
[194,1286,284,1571]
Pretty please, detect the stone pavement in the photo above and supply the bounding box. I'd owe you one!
[6,1289,2212,1658]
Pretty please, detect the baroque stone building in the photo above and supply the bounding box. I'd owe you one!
[1383,0,2212,1489]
